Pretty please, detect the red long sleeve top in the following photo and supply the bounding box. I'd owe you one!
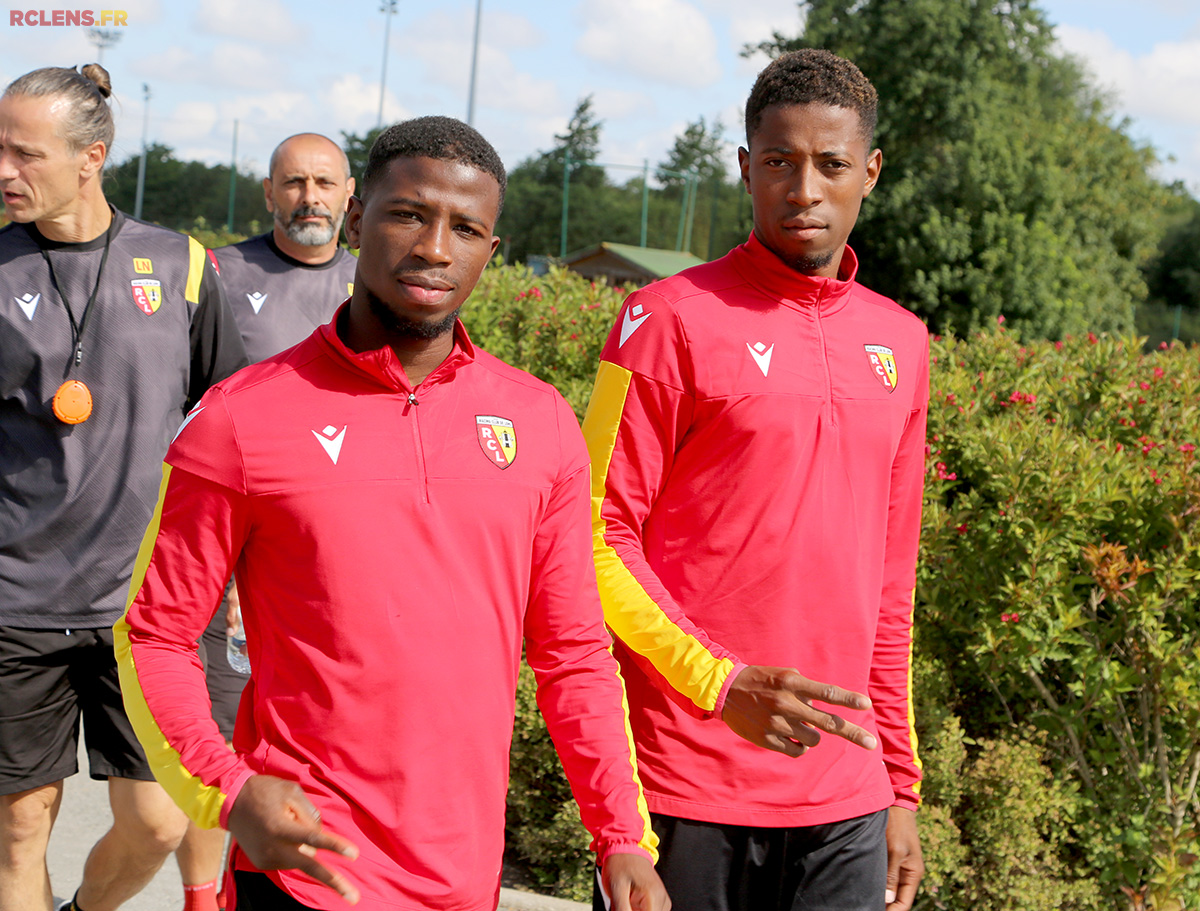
[583,235,928,827]
[115,310,655,910]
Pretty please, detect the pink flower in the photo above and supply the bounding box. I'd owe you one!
[1180,443,1196,454]
[1153,367,1165,380]
[1088,332,1099,344]
[997,315,1006,324]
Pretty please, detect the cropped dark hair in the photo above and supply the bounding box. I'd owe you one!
[745,49,877,146]
[4,64,114,155]
[362,116,507,215]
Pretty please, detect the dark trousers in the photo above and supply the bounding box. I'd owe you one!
[233,872,324,911]
[595,810,888,911]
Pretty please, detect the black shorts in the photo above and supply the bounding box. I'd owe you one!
[233,871,325,910]
[197,600,248,741]
[0,625,155,795]
[595,810,888,911]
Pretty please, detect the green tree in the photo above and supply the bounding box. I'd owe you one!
[750,0,1171,338]
[1140,188,1200,346]
[104,143,264,235]
[341,127,383,186]
[499,96,641,263]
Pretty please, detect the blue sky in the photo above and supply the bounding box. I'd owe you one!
[2,0,1198,195]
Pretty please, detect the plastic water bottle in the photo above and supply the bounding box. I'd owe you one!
[226,605,251,675]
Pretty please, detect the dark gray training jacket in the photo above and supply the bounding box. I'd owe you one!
[0,209,248,628]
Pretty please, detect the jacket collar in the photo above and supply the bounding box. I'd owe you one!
[731,231,859,314]
[316,301,477,393]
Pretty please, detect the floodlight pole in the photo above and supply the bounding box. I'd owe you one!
[377,0,398,129]
[466,0,483,125]
[86,28,121,66]
[133,84,150,220]
[560,150,572,258]
[226,120,238,231]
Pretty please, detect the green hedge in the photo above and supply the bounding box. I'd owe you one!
[460,264,1199,909]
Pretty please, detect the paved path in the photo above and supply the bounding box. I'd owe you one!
[49,751,585,910]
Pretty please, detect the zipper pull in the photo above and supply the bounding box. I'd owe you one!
[74,342,83,367]
[408,392,419,406]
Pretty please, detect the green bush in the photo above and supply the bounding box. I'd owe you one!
[465,264,1200,908]
[919,327,1200,908]
[468,262,627,420]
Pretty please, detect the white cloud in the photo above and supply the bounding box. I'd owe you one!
[320,73,410,134]
[576,0,721,88]
[481,9,545,49]
[591,88,656,121]
[194,0,304,43]
[396,9,559,117]
[129,42,287,91]
[714,0,804,64]
[1055,26,1200,128]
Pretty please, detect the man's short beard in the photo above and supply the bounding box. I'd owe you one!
[366,286,459,341]
[278,205,342,247]
[783,250,835,275]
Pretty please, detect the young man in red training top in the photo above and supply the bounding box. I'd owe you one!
[116,116,669,911]
[584,50,927,911]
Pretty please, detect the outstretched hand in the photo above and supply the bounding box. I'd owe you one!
[227,774,361,904]
[601,853,671,911]
[721,665,877,757]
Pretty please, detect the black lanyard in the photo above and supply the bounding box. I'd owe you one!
[39,216,117,372]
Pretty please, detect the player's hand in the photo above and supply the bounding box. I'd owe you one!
[721,665,877,757]
[227,774,361,904]
[601,853,671,911]
[885,806,923,910]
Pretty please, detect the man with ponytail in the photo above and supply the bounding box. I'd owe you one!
[0,64,247,911]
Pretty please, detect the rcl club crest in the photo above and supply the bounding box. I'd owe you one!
[476,415,517,469]
[864,344,898,392]
[131,278,162,315]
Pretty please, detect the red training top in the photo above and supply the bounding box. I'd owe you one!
[583,235,928,827]
[116,309,656,910]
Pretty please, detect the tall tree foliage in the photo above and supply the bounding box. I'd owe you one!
[751,0,1170,338]
[1140,189,1200,346]
[499,97,641,263]
[104,143,265,235]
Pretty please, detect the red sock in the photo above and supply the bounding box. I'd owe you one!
[183,880,220,911]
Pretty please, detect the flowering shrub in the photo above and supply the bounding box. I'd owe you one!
[917,328,1200,908]
[466,262,627,420]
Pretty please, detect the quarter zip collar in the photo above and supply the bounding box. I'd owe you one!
[316,301,477,393]
[731,231,858,315]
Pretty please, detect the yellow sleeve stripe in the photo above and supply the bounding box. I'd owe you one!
[906,591,922,796]
[584,361,734,714]
[113,464,228,829]
[185,236,206,305]
[607,644,659,862]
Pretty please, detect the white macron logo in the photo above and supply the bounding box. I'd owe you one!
[313,424,346,464]
[15,292,40,320]
[171,406,204,444]
[247,291,268,314]
[619,303,652,347]
[747,341,774,377]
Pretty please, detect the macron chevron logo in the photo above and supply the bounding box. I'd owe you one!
[15,292,40,320]
[618,302,651,347]
[313,424,346,464]
[247,291,268,314]
[747,341,774,377]
[171,406,204,443]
